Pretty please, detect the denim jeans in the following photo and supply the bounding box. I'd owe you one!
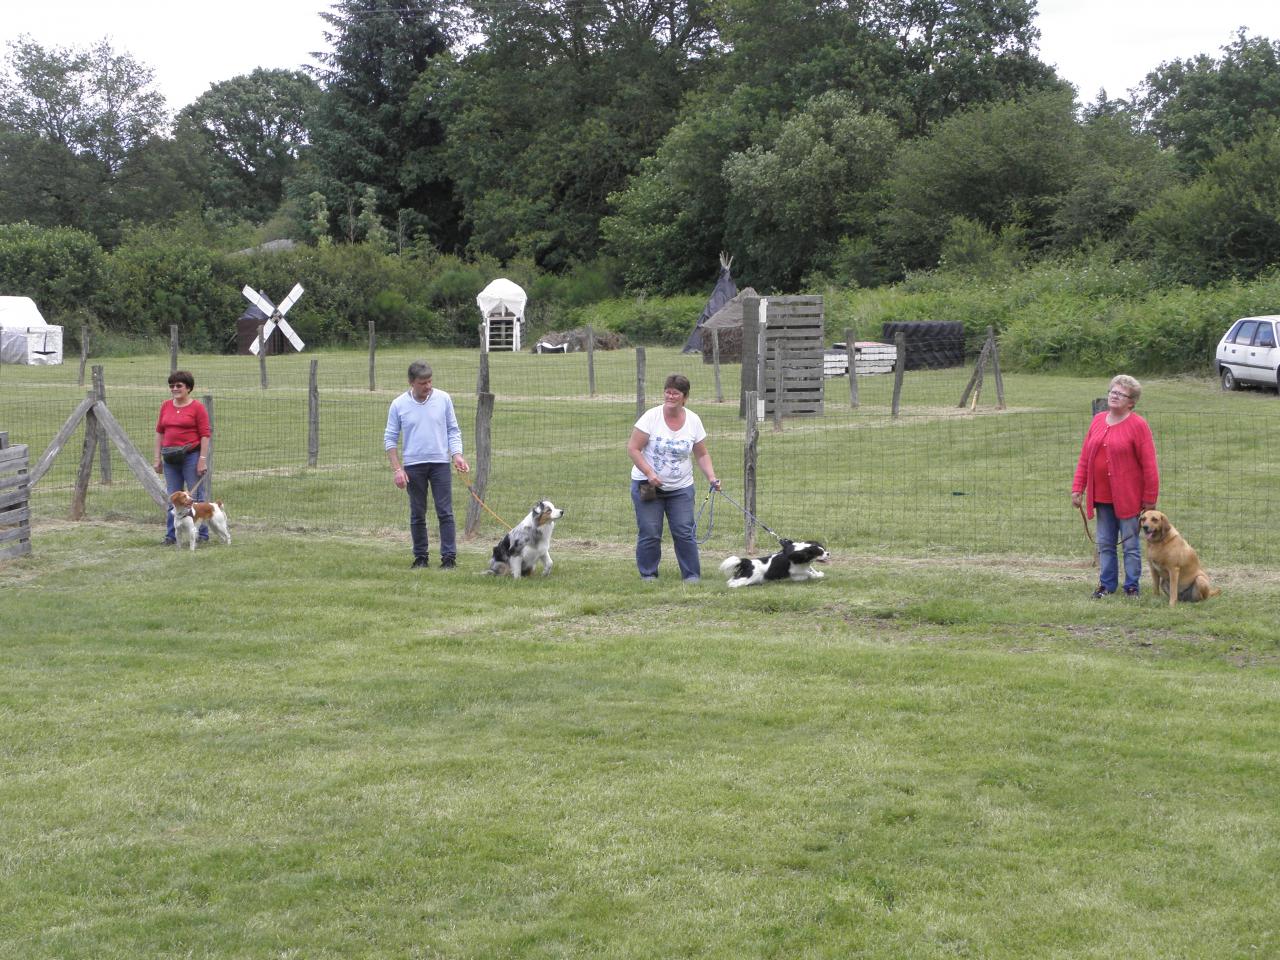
[162,449,208,542]
[406,462,455,561]
[1095,502,1141,593]
[632,480,700,580]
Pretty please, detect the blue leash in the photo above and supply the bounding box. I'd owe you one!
[696,485,785,546]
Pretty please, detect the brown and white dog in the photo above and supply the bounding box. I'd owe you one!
[1139,508,1219,606]
[169,489,231,550]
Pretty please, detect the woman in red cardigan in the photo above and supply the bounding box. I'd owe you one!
[153,370,212,545]
[1071,374,1160,598]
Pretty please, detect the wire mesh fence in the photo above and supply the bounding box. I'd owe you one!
[2,335,1276,567]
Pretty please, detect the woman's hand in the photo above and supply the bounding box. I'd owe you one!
[196,455,207,477]
[393,466,407,490]
[1071,492,1083,508]
[153,458,162,475]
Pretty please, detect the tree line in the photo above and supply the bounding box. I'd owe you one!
[3,1,1280,343]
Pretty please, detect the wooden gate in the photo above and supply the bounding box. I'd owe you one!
[739,295,824,418]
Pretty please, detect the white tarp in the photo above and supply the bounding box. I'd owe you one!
[476,278,527,320]
[0,296,63,365]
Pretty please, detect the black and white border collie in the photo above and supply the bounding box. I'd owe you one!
[485,499,565,578]
[718,539,830,588]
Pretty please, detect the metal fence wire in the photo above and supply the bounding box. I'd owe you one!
[1,337,1275,567]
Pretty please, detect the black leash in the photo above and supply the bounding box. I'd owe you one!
[709,486,785,546]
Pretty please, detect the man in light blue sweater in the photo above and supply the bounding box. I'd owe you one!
[385,360,470,569]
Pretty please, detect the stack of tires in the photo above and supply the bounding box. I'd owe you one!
[880,321,965,370]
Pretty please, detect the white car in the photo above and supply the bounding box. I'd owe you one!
[1216,315,1280,391]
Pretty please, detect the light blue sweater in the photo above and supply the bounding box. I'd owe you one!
[384,388,463,465]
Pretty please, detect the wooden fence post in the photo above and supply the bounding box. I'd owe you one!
[990,326,1006,410]
[712,328,723,402]
[891,332,906,418]
[0,432,33,560]
[78,325,89,387]
[772,341,785,432]
[636,346,646,419]
[308,359,320,468]
[92,365,111,484]
[169,325,179,375]
[368,321,376,391]
[464,391,495,539]
[477,351,491,395]
[743,389,759,554]
[586,324,596,397]
[845,327,859,409]
[72,392,98,520]
[258,323,268,389]
[201,395,214,502]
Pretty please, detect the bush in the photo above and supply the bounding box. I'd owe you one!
[566,294,705,345]
[0,223,106,320]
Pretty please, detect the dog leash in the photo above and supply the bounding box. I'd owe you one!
[711,486,785,546]
[1076,502,1141,567]
[462,475,512,531]
[694,485,717,544]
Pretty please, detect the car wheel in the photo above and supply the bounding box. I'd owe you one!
[1221,367,1238,391]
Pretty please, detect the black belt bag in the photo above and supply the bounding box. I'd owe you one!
[161,443,198,465]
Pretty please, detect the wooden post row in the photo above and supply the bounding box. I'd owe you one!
[464,391,495,539]
[844,326,858,409]
[891,332,906,418]
[308,359,319,468]
[743,389,759,555]
[636,346,646,419]
[93,365,111,484]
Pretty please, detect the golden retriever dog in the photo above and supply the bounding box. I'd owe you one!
[1139,509,1220,606]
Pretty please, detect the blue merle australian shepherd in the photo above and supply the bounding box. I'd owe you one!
[485,499,564,579]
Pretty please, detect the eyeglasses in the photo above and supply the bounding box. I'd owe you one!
[1107,389,1131,399]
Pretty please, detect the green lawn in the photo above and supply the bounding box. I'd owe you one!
[2,521,1278,959]
[4,347,1279,564]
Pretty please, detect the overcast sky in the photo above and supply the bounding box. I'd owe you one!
[1,0,1278,112]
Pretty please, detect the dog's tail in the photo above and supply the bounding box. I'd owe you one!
[719,555,741,575]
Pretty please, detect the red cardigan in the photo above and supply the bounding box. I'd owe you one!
[1072,411,1159,520]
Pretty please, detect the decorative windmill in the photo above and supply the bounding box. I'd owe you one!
[242,283,305,354]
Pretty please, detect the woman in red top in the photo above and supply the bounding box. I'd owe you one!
[154,370,212,545]
[1071,374,1160,598]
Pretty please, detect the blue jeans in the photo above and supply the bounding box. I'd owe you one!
[1095,502,1141,593]
[632,481,700,580]
[406,462,455,561]
[163,450,208,542]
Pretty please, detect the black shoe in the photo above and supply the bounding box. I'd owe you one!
[1090,585,1111,599]
[1123,586,1139,598]
[440,557,456,569]
[162,538,176,546]
[411,557,429,569]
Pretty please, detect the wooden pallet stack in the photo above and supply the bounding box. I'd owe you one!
[740,296,825,417]
[0,431,32,561]
[824,341,897,377]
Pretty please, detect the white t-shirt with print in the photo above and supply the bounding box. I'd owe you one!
[631,405,707,489]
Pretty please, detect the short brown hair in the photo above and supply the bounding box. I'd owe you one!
[664,374,691,397]
[167,370,194,389]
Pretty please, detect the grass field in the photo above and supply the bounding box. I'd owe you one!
[2,521,1278,957]
[4,346,1279,564]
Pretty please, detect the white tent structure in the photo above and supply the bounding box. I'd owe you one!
[476,278,528,352]
[0,296,62,365]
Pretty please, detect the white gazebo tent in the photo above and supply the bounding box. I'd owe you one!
[476,278,528,352]
[0,296,62,365]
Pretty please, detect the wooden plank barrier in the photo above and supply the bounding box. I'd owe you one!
[740,295,825,418]
[0,432,33,561]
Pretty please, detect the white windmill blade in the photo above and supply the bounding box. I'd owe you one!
[247,317,281,355]
[241,285,277,317]
[276,283,304,316]
[275,318,305,352]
